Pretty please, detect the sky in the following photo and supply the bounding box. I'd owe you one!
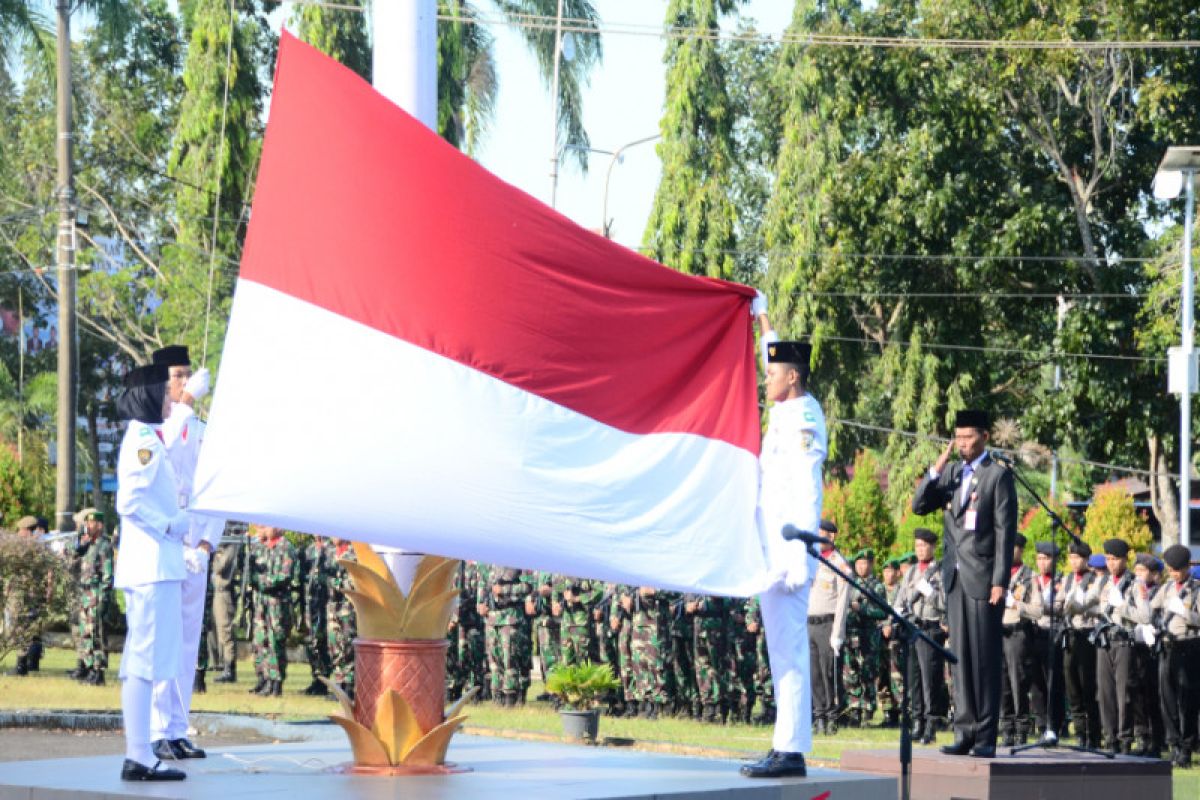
[472,1,796,250]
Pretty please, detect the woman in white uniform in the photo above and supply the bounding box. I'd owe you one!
[114,364,191,782]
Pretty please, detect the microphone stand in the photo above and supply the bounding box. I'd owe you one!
[805,542,957,800]
[997,457,1113,760]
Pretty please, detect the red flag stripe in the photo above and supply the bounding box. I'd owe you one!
[239,33,759,454]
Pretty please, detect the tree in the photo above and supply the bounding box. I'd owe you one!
[1082,484,1152,556]
[290,0,370,80]
[643,0,742,280]
[821,450,896,558]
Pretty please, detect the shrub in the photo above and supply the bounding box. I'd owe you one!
[545,661,620,710]
[1082,485,1153,556]
[0,531,72,663]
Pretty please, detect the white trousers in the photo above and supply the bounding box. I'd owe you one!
[761,583,813,753]
[150,569,207,740]
[120,582,183,681]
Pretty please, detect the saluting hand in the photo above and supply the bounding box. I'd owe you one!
[934,438,955,474]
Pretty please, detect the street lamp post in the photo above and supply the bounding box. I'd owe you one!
[602,134,661,237]
[1154,145,1200,550]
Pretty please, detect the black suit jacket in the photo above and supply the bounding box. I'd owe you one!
[911,453,1017,601]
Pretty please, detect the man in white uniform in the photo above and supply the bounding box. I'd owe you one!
[148,345,220,761]
[741,294,826,779]
[115,363,191,782]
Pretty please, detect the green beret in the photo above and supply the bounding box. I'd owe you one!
[852,548,875,563]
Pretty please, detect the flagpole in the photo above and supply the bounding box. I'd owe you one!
[372,0,438,591]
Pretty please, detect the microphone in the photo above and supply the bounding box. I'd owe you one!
[781,525,833,548]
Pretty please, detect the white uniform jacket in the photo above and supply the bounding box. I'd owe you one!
[114,421,190,589]
[758,393,827,588]
[161,403,223,550]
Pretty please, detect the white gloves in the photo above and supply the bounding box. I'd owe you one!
[830,635,843,654]
[1107,590,1125,609]
[183,546,209,575]
[1168,595,1188,616]
[1136,624,1156,647]
[916,578,934,598]
[751,290,767,317]
[184,367,210,401]
[1005,591,1016,609]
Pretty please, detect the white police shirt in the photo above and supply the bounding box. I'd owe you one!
[758,392,827,586]
[114,420,190,589]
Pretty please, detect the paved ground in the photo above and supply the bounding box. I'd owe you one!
[0,728,279,762]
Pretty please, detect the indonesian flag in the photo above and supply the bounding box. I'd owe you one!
[192,33,768,596]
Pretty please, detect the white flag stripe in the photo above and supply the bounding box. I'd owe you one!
[193,280,768,596]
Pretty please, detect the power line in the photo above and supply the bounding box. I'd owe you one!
[834,418,1181,482]
[278,2,1200,52]
[812,333,1162,364]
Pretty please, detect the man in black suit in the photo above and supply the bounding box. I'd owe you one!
[912,409,1017,758]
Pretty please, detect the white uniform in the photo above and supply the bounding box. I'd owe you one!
[115,418,189,767]
[757,391,827,754]
[152,403,223,743]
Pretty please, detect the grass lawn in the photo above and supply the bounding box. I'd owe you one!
[3,648,1196,798]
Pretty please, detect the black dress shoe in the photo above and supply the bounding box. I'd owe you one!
[152,738,183,760]
[121,759,186,781]
[740,750,807,778]
[940,737,974,756]
[970,745,996,758]
[171,739,207,759]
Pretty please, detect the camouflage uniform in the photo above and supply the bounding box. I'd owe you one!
[74,533,114,675]
[877,575,906,725]
[629,587,672,716]
[480,566,532,705]
[730,597,759,724]
[668,593,695,717]
[252,535,296,686]
[689,594,734,723]
[324,541,357,692]
[558,576,601,667]
[527,571,561,687]
[842,573,887,723]
[612,586,636,715]
[301,538,332,690]
[742,596,775,724]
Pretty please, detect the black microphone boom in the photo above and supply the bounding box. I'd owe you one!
[781,525,833,548]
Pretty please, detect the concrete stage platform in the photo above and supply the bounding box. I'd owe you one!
[0,733,896,800]
[842,747,1171,800]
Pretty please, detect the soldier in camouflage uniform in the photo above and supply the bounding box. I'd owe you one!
[73,509,113,685]
[877,556,906,727]
[480,565,532,706]
[300,536,331,696]
[667,592,694,718]
[325,538,357,697]
[592,582,623,715]
[250,527,296,696]
[629,586,672,719]
[842,549,886,726]
[558,576,601,667]
[526,571,561,699]
[744,596,775,725]
[687,593,734,724]
[729,597,759,725]
[613,585,637,716]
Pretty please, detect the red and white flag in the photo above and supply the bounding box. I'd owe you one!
[192,33,767,596]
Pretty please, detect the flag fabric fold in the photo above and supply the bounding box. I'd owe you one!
[192,32,768,596]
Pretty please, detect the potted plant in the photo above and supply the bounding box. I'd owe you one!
[545,661,620,741]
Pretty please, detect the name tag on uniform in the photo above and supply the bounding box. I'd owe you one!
[964,510,977,531]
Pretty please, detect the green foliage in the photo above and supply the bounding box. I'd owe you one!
[0,531,71,663]
[894,509,944,560]
[642,0,742,280]
[545,660,619,710]
[290,0,370,80]
[1018,499,1072,569]
[1082,485,1152,556]
[821,450,895,558]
